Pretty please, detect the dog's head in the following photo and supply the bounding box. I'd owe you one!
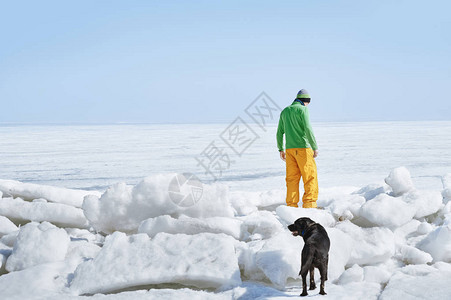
[288,217,316,236]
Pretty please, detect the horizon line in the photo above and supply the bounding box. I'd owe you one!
[1,119,450,126]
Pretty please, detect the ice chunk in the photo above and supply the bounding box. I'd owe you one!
[0,242,12,274]
[83,174,234,234]
[66,240,102,264]
[416,222,433,235]
[326,195,365,221]
[363,265,391,284]
[234,239,267,282]
[335,221,395,266]
[326,228,353,281]
[0,231,18,248]
[402,190,443,219]
[0,261,71,299]
[0,179,100,208]
[358,193,416,229]
[380,265,451,299]
[254,231,300,287]
[442,173,451,203]
[0,216,18,237]
[229,189,285,216]
[397,245,433,265]
[442,189,451,204]
[433,261,451,272]
[275,205,336,228]
[138,215,242,240]
[354,183,391,201]
[239,210,283,241]
[251,227,353,286]
[64,228,104,245]
[69,232,241,295]
[337,264,363,285]
[393,219,421,245]
[417,224,451,262]
[385,167,415,196]
[0,197,89,228]
[6,222,70,272]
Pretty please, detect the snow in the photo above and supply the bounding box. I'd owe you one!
[82,174,233,234]
[442,173,451,203]
[0,196,89,228]
[362,265,391,284]
[417,224,451,262]
[0,231,18,247]
[384,166,415,196]
[275,205,336,227]
[354,183,391,201]
[326,228,353,281]
[0,262,70,299]
[2,122,449,191]
[335,220,395,266]
[402,189,443,219]
[416,222,433,235]
[239,210,283,240]
[80,288,233,300]
[0,179,100,208]
[324,194,365,221]
[380,264,451,300]
[0,242,11,274]
[0,166,449,298]
[230,189,285,216]
[0,166,448,299]
[138,215,243,240]
[252,231,300,287]
[358,193,417,229]
[336,264,364,284]
[5,222,70,272]
[0,122,450,299]
[69,232,241,295]
[443,173,451,190]
[0,216,18,237]
[397,245,433,265]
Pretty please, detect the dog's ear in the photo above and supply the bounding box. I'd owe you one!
[298,217,315,227]
[294,219,307,231]
[304,218,314,225]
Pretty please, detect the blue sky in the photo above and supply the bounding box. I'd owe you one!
[0,0,450,123]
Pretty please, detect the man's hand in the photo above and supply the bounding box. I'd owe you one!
[313,150,319,158]
[279,151,286,162]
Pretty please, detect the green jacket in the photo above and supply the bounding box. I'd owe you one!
[276,100,318,151]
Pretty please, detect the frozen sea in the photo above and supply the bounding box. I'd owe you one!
[1,121,450,192]
[1,121,451,299]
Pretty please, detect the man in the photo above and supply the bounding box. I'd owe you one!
[276,89,319,208]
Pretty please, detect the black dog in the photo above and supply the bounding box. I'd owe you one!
[288,217,330,296]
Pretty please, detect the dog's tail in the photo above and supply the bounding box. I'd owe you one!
[299,246,314,276]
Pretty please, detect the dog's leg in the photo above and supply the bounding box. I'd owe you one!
[318,258,327,295]
[325,255,329,281]
[309,266,316,290]
[299,246,313,297]
[300,266,309,297]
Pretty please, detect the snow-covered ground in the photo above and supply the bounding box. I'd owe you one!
[0,122,450,299]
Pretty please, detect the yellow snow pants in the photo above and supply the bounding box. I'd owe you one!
[285,148,318,208]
